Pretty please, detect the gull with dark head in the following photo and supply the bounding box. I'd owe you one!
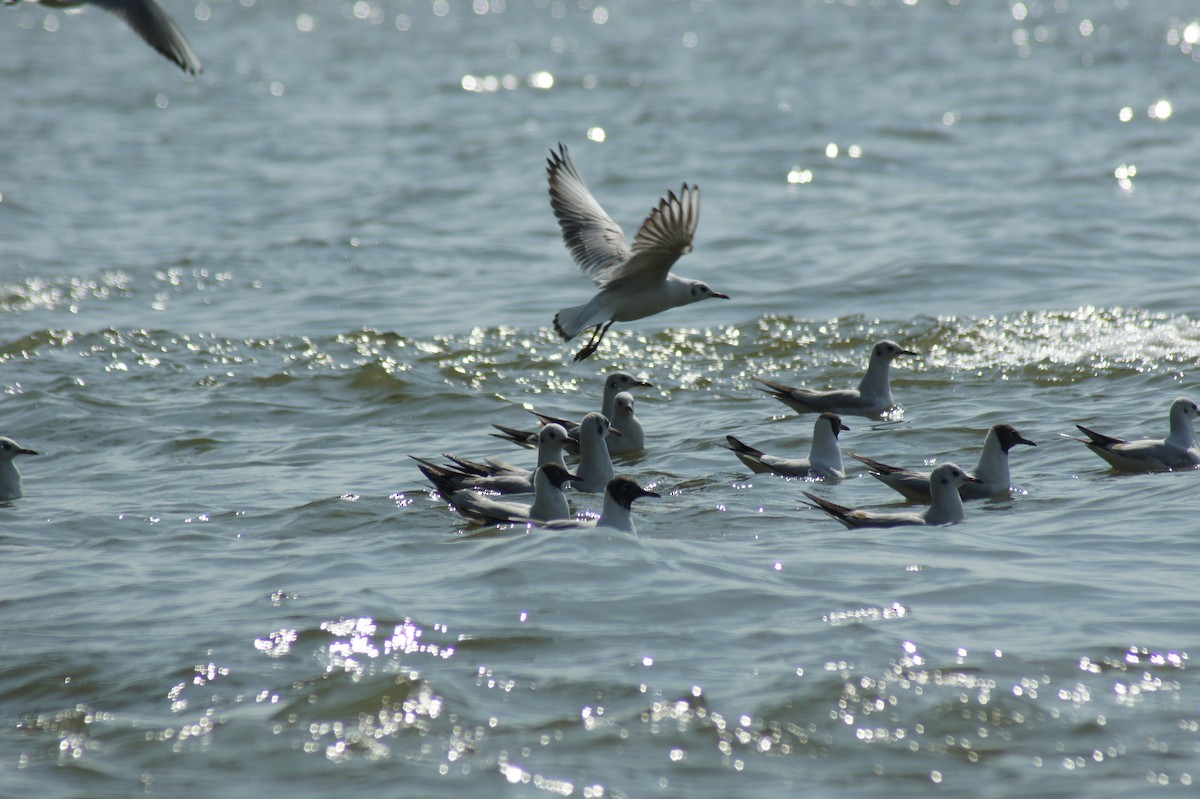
[754,340,916,419]
[546,143,729,362]
[721,413,848,479]
[10,0,203,74]
[533,476,659,534]
[1066,397,1200,473]
[802,463,979,529]
[850,423,1037,501]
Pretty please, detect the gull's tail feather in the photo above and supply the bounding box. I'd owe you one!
[490,424,539,449]
[553,303,591,341]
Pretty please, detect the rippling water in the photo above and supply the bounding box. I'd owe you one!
[3,1,1200,797]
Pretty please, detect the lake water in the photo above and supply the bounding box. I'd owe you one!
[2,0,1200,796]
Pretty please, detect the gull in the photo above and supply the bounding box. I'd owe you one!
[532,476,659,534]
[849,423,1037,501]
[411,424,575,495]
[572,412,616,492]
[546,143,729,362]
[491,371,652,454]
[721,413,848,479]
[802,462,980,529]
[1066,396,1200,473]
[10,0,203,74]
[439,464,581,526]
[754,340,916,418]
[0,437,37,501]
[604,392,645,455]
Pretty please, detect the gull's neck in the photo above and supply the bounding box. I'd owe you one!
[576,428,614,492]
[536,439,568,470]
[613,410,644,449]
[857,356,895,403]
[0,460,22,502]
[528,470,570,521]
[808,421,844,477]
[972,429,1010,488]
[596,489,636,533]
[923,478,967,525]
[1167,406,1198,450]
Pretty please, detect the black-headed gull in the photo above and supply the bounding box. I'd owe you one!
[11,0,203,74]
[533,476,659,534]
[1067,397,1200,472]
[721,412,848,479]
[850,423,1037,501]
[439,464,581,526]
[0,437,37,501]
[546,143,729,362]
[802,462,979,528]
[754,340,916,418]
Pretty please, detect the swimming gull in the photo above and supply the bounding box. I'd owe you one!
[721,412,848,479]
[531,475,659,534]
[849,423,1037,501]
[802,462,979,528]
[411,423,575,495]
[754,340,916,419]
[1066,396,1200,472]
[438,464,581,526]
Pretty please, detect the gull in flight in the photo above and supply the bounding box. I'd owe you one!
[10,0,203,74]
[850,423,1037,501]
[802,463,979,529]
[1066,396,1200,472]
[0,436,37,501]
[721,412,848,479]
[546,143,729,362]
[754,340,916,419]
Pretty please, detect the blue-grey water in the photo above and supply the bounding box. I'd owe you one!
[2,1,1200,796]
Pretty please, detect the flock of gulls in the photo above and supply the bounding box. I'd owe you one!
[6,11,1198,519]
[409,144,1200,535]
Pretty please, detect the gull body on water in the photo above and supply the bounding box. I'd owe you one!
[10,0,203,73]
[1067,397,1200,473]
[754,340,916,418]
[546,143,729,361]
[532,476,659,534]
[441,464,580,526]
[850,423,1037,501]
[0,437,37,502]
[572,412,616,493]
[802,463,980,529]
[494,372,652,454]
[412,424,575,496]
[721,412,848,479]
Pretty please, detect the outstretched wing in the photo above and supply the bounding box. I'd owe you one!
[91,0,203,74]
[547,143,631,285]
[600,183,699,290]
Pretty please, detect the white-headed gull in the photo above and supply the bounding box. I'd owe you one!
[572,412,616,492]
[802,463,979,528]
[721,412,848,479]
[754,340,916,418]
[850,423,1037,501]
[493,371,652,454]
[1067,397,1200,472]
[546,143,729,361]
[412,424,575,495]
[12,0,202,74]
[0,437,37,501]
